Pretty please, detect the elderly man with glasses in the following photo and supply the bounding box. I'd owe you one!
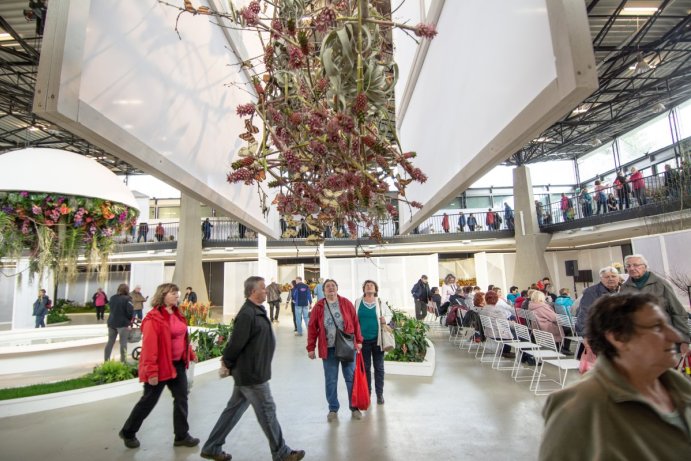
[620,254,690,354]
[575,266,622,337]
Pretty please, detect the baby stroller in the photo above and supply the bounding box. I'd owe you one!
[129,317,143,360]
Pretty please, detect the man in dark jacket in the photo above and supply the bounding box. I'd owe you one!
[620,254,690,353]
[183,287,197,304]
[411,275,431,320]
[201,277,305,461]
[104,283,134,362]
[575,266,620,336]
[32,289,51,328]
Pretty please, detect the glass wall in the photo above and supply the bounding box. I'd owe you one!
[677,98,691,140]
[618,114,673,165]
[577,143,615,182]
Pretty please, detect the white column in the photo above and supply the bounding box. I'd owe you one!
[318,243,329,278]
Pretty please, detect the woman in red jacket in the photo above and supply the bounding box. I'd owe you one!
[119,283,198,449]
[307,279,363,422]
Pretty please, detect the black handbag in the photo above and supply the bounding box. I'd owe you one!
[325,301,355,362]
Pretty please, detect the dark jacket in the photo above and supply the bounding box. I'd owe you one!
[32,295,51,316]
[222,299,275,386]
[292,282,312,306]
[575,282,618,335]
[621,272,690,343]
[266,282,282,303]
[540,357,691,461]
[411,279,431,303]
[184,291,198,304]
[107,294,134,328]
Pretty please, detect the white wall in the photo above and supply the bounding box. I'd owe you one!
[223,262,259,318]
[0,270,16,325]
[130,262,166,314]
[328,254,439,316]
[12,259,54,329]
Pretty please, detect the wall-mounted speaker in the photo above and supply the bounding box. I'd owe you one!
[565,260,579,277]
[575,270,593,283]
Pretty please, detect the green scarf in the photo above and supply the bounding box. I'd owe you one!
[633,271,651,289]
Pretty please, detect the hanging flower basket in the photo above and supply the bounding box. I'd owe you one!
[0,191,138,282]
[165,0,438,240]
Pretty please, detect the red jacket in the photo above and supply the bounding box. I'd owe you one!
[138,306,196,383]
[630,171,645,190]
[307,295,363,359]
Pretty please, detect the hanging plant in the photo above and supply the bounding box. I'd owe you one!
[0,191,138,282]
[162,0,437,240]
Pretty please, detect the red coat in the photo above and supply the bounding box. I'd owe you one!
[138,307,196,383]
[630,171,645,190]
[307,295,363,359]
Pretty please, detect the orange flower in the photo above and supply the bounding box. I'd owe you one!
[59,203,70,215]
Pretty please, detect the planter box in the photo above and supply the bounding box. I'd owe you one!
[384,340,435,377]
[47,321,71,327]
[0,356,219,419]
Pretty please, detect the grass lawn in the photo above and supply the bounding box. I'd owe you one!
[0,376,96,400]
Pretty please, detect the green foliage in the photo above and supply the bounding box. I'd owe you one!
[384,307,429,363]
[46,302,70,324]
[89,361,138,384]
[0,376,95,401]
[190,323,234,362]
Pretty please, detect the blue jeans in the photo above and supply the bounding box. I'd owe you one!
[294,305,309,335]
[322,347,355,412]
[202,382,291,461]
[34,315,45,328]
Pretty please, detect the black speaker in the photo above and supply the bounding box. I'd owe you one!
[575,270,593,283]
[565,260,579,277]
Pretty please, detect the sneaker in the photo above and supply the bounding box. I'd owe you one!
[282,450,306,461]
[119,430,140,449]
[377,395,385,405]
[351,409,363,420]
[327,411,337,422]
[173,434,199,447]
[201,451,233,461]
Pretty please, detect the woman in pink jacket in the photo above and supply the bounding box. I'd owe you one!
[528,290,563,344]
[629,167,647,205]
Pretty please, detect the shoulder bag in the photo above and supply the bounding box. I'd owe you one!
[326,301,355,362]
[378,300,395,352]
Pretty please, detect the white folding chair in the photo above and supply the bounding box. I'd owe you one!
[510,323,541,379]
[493,318,539,372]
[529,330,580,395]
[556,313,582,354]
[477,315,500,363]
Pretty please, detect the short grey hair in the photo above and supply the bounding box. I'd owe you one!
[244,276,265,298]
[624,254,648,267]
[599,266,619,277]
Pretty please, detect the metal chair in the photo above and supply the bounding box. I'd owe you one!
[529,330,580,395]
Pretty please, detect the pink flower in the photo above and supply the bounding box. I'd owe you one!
[32,205,42,215]
[287,46,304,69]
[414,23,438,39]
[20,191,28,198]
[236,103,256,117]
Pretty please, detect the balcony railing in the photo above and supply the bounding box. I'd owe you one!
[116,165,690,245]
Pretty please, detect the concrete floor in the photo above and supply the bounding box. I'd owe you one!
[0,321,560,461]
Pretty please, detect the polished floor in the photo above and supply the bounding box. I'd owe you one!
[0,318,563,461]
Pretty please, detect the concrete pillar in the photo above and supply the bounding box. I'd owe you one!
[318,243,329,278]
[512,165,552,289]
[172,193,209,304]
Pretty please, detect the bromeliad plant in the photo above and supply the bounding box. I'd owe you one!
[0,191,138,282]
[385,306,429,363]
[164,0,437,241]
[190,323,234,362]
[179,301,210,326]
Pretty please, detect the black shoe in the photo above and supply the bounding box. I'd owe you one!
[201,451,233,461]
[377,395,385,405]
[119,430,140,449]
[561,350,574,357]
[282,450,306,461]
[173,434,199,447]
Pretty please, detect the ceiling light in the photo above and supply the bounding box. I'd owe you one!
[572,105,589,115]
[620,7,659,16]
[652,102,666,113]
[591,138,602,147]
[0,33,12,41]
[633,54,652,74]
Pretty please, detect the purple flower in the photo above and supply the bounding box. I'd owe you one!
[118,212,127,223]
[20,191,28,198]
[2,205,14,213]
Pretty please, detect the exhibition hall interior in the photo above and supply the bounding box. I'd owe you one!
[0,1,690,460]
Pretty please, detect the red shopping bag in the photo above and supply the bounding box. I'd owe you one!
[351,352,370,411]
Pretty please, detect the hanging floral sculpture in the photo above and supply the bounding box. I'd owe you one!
[0,191,138,282]
[165,0,437,241]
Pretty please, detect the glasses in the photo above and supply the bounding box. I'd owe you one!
[625,263,646,268]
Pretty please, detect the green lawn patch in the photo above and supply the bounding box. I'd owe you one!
[0,376,96,400]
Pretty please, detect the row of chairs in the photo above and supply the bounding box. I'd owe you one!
[449,307,582,395]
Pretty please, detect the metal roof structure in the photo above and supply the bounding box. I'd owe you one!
[0,0,689,174]
[511,0,691,164]
[0,0,139,174]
